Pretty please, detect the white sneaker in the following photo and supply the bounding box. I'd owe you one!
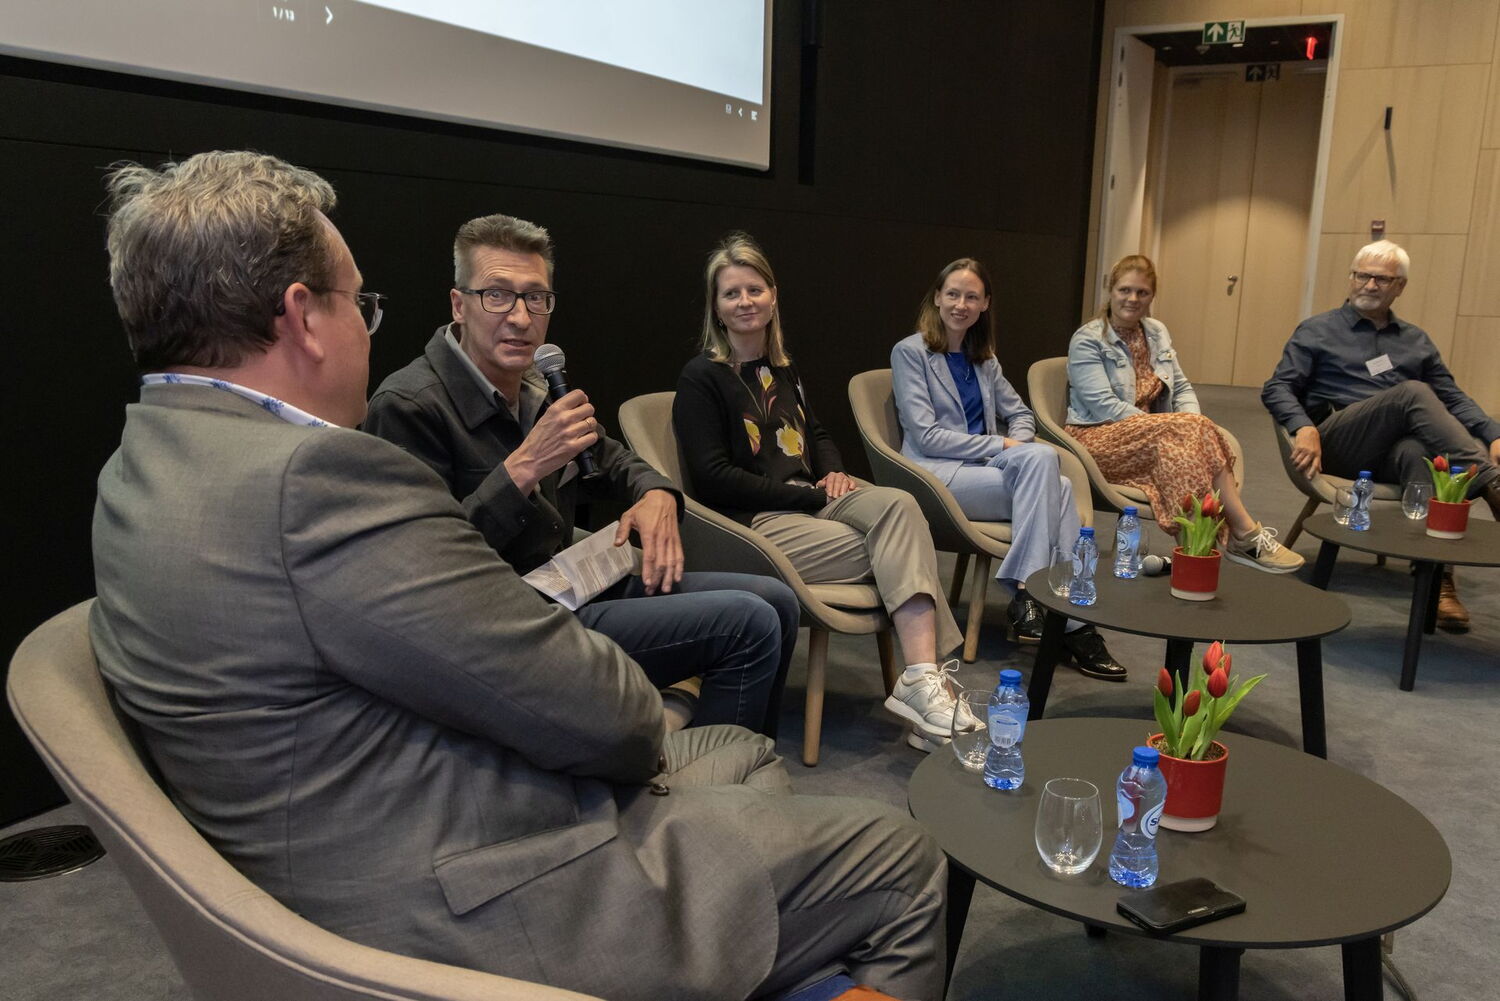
[885,660,967,739]
[906,727,948,753]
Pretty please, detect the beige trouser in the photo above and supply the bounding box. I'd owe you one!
[752,485,963,658]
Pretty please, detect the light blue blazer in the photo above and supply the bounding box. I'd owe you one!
[1065,317,1200,425]
[891,332,1037,485]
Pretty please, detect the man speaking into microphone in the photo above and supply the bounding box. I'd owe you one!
[365,213,797,737]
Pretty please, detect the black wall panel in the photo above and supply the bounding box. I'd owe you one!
[0,0,1105,823]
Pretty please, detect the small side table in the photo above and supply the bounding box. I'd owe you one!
[1302,511,1500,690]
[1022,563,1349,758]
[909,718,1451,1001]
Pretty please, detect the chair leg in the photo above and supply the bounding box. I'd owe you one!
[877,628,899,695]
[949,553,970,606]
[802,628,830,767]
[962,554,992,664]
[1285,496,1319,548]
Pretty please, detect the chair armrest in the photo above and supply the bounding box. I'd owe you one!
[679,497,800,582]
[1052,447,1095,529]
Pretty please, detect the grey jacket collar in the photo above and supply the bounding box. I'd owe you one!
[424,324,543,433]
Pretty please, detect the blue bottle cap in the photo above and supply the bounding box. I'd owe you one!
[1452,465,1465,474]
[1132,746,1159,767]
[1359,470,1373,479]
[1080,526,1095,537]
[1123,506,1138,516]
[999,668,1023,686]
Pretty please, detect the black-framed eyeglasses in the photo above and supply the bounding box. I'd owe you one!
[456,286,557,315]
[1350,271,1399,290]
[308,287,386,335]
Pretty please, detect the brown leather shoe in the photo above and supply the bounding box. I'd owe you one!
[1485,482,1500,521]
[1438,568,1470,632]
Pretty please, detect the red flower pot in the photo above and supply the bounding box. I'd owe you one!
[1425,499,1471,539]
[1149,734,1229,832]
[1170,547,1221,601]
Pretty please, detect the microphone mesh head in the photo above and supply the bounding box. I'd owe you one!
[533,343,566,375]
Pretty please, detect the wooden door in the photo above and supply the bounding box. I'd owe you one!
[1152,65,1325,388]
[1233,65,1326,385]
[1153,70,1258,385]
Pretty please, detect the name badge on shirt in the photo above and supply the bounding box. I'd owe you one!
[1366,354,1394,376]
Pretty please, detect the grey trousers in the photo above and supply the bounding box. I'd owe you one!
[752,485,964,658]
[1318,381,1497,492]
[654,725,947,1001]
[946,442,1081,586]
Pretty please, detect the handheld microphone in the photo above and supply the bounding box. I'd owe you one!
[532,344,600,479]
[1140,554,1172,577]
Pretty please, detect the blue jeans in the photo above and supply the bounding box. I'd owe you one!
[577,571,798,737]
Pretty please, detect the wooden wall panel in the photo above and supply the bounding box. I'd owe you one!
[1459,149,1500,315]
[1448,316,1500,414]
[1302,0,1498,68]
[1312,232,1465,353]
[1320,64,1486,235]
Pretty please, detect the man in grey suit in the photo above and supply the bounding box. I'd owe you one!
[89,151,944,1001]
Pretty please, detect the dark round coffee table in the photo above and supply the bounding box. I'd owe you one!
[909,718,1450,1000]
[1302,511,1500,690]
[1022,562,1349,758]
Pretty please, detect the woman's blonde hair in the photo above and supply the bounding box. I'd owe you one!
[699,232,789,366]
[914,257,995,361]
[1095,254,1158,328]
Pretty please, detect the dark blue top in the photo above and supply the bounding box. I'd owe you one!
[1261,302,1500,442]
[944,352,986,435]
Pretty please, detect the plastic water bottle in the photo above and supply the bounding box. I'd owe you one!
[1113,506,1142,579]
[983,669,1029,791]
[1349,470,1374,531]
[1068,527,1098,606]
[1108,746,1167,888]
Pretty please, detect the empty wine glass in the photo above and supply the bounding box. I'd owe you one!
[1035,777,1103,876]
[1047,544,1072,598]
[1402,480,1433,520]
[950,690,990,773]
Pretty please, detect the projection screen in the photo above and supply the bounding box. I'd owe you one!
[1,0,774,169]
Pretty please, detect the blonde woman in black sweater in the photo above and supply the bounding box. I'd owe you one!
[674,232,965,752]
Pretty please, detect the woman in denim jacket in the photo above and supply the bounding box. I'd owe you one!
[1065,255,1301,574]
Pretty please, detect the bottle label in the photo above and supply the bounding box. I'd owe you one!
[1116,790,1134,829]
[1141,796,1164,839]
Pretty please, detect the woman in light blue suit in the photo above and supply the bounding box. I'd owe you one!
[892,258,1126,681]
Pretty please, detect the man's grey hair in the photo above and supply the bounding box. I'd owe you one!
[105,150,338,371]
[453,213,555,286]
[1352,239,1410,279]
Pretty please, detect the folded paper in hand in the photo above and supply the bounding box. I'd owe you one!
[522,521,639,610]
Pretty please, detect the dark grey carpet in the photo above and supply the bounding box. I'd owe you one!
[3,385,1494,1000]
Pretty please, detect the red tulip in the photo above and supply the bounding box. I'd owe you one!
[1183,690,1202,717]
[1220,651,1232,675]
[1433,455,1449,472]
[1201,492,1220,518]
[1203,640,1226,674]
[1179,494,1196,515]
[1207,668,1229,698]
[1157,668,1173,698]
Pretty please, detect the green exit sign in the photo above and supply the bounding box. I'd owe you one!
[1203,20,1246,45]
